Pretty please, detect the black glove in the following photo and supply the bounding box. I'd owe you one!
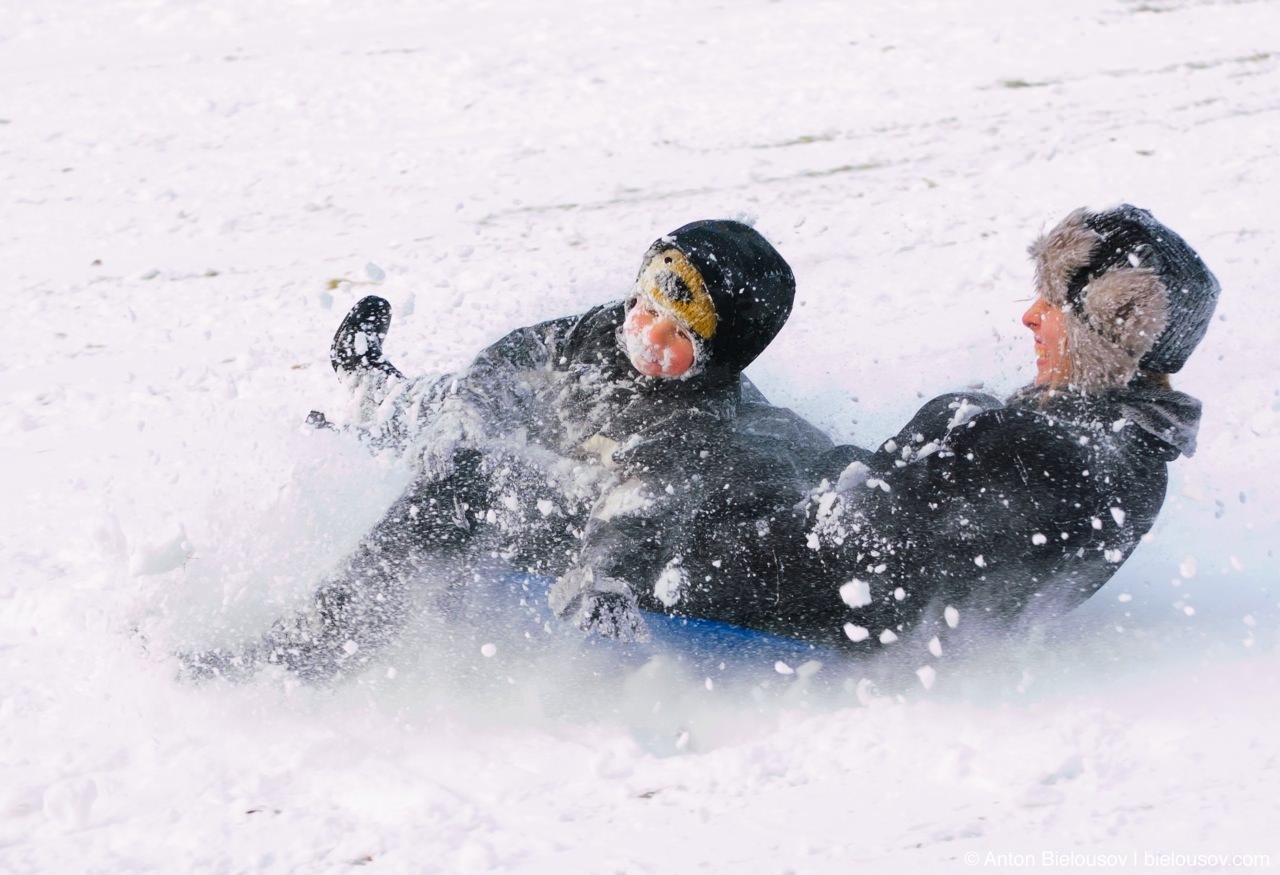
[574,590,649,642]
[331,295,405,382]
[549,567,649,642]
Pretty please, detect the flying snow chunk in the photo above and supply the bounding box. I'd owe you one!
[974,555,987,568]
[944,606,960,628]
[1110,507,1126,526]
[946,398,985,430]
[593,478,652,521]
[796,660,823,679]
[774,661,794,675]
[128,525,195,577]
[839,579,872,608]
[817,490,839,518]
[1179,555,1197,579]
[843,623,870,642]
[481,643,497,658]
[1031,533,1048,546]
[928,636,942,657]
[916,666,937,690]
[653,564,688,608]
[835,461,870,493]
[878,629,898,644]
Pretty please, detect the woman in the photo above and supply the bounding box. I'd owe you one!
[651,205,1219,656]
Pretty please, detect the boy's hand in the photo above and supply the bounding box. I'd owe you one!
[549,567,649,642]
[574,591,649,642]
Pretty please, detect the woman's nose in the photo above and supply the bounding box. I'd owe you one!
[1022,299,1043,329]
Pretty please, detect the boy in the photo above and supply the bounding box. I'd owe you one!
[186,219,829,681]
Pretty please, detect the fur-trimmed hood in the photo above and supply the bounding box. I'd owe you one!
[1029,204,1220,391]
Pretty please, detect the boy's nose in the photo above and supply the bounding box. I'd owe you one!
[647,314,680,340]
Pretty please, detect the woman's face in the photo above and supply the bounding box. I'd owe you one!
[1022,297,1071,386]
[622,296,697,378]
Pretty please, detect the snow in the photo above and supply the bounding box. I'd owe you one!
[653,564,687,608]
[839,578,873,609]
[3,0,1279,872]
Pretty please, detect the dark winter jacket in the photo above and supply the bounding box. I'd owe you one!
[719,379,1202,651]
[628,379,1200,653]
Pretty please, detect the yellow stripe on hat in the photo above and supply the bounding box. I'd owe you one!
[638,248,717,341]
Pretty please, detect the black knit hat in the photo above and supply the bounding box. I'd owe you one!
[635,219,795,374]
[1030,205,1220,389]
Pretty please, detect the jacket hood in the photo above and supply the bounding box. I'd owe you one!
[1108,385,1202,457]
[635,219,795,375]
[1009,382,1202,458]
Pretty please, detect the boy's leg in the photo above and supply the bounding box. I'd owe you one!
[181,451,490,683]
[260,450,488,680]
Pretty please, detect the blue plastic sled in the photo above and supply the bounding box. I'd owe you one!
[467,572,843,680]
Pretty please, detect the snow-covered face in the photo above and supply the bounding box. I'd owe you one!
[622,295,697,379]
[1022,296,1072,387]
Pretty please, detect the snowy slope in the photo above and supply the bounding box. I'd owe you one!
[2,0,1278,872]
